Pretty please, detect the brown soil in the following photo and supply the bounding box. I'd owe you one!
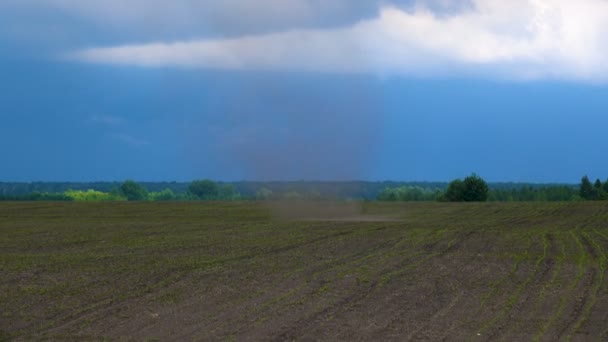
[0,201,607,341]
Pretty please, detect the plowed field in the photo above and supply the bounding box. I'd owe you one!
[1,202,607,341]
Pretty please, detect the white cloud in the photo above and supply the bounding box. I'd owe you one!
[70,0,608,81]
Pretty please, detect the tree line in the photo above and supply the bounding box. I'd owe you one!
[378,174,586,202]
[0,176,603,202]
[378,174,491,202]
[0,180,241,202]
[579,176,608,200]
[0,181,446,200]
[0,179,358,202]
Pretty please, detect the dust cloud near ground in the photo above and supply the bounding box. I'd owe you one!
[266,200,397,221]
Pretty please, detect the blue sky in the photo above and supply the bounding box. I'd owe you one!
[1,0,607,182]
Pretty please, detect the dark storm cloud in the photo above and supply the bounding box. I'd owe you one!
[0,1,473,49]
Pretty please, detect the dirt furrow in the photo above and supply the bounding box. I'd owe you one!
[591,229,608,340]
[489,232,559,341]
[469,232,549,341]
[568,230,607,341]
[553,230,599,341]
[324,230,475,341]
[439,231,536,341]
[270,281,380,342]
[263,230,466,341]
[176,227,414,340]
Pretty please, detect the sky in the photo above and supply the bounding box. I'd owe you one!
[1,0,608,183]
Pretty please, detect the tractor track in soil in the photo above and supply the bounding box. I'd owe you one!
[553,231,600,341]
[2,202,608,341]
[485,232,557,341]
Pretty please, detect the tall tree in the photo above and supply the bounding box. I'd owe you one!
[444,174,489,202]
[462,173,489,202]
[445,179,465,202]
[189,180,219,200]
[580,176,593,200]
[119,180,148,201]
[594,179,608,200]
[594,179,603,189]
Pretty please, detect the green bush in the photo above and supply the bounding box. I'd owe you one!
[188,180,219,200]
[444,174,488,202]
[119,180,148,201]
[377,186,440,201]
[65,189,126,201]
[148,188,176,201]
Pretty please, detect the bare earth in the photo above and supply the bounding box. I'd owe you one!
[0,201,607,341]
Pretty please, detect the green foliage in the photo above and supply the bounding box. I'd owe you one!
[579,176,607,201]
[188,180,219,200]
[377,186,440,202]
[22,192,73,201]
[595,179,607,200]
[218,184,241,200]
[186,181,241,200]
[462,174,489,202]
[1,177,607,202]
[591,179,605,200]
[580,176,593,200]
[443,174,488,202]
[65,189,126,201]
[488,185,578,202]
[119,180,148,201]
[445,179,466,202]
[148,188,176,201]
[594,179,602,189]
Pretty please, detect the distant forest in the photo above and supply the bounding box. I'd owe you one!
[0,181,443,201]
[0,180,588,202]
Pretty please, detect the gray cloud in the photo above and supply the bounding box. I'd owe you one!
[1,0,477,57]
[64,1,477,32]
[69,2,608,82]
[1,0,377,42]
